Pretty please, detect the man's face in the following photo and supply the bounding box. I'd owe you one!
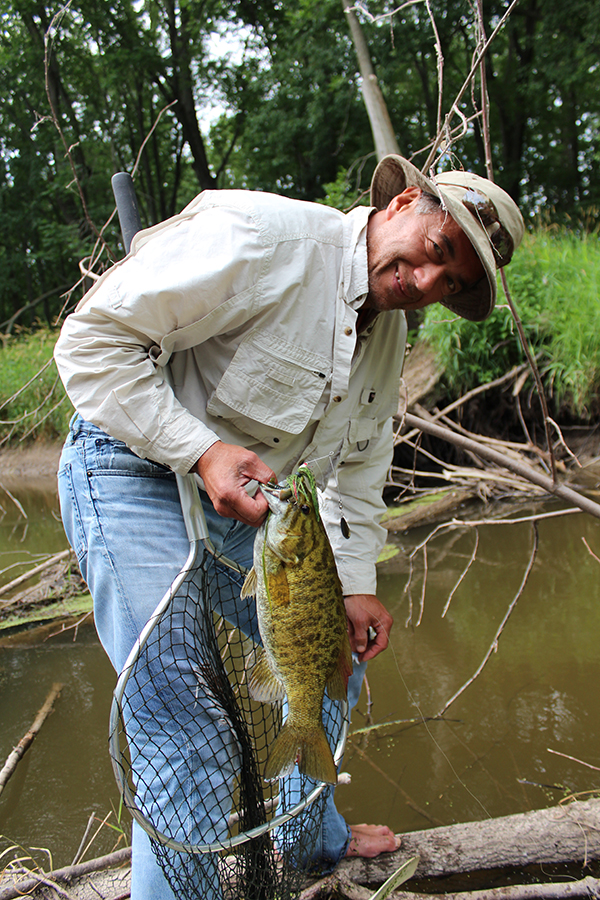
[365,187,485,313]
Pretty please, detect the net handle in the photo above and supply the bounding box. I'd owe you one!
[163,368,245,572]
[160,363,212,546]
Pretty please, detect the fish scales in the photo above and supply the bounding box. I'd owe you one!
[242,467,352,785]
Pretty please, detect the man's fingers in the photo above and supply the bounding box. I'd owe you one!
[212,483,271,527]
[193,442,277,526]
[344,594,393,662]
[361,623,389,661]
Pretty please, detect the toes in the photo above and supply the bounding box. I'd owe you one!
[346,824,401,858]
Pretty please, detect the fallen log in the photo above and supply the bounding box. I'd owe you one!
[382,487,477,533]
[301,873,600,900]
[399,413,600,521]
[389,877,600,900]
[0,847,131,900]
[337,798,600,888]
[3,801,599,900]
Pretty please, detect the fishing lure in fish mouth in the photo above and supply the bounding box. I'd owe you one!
[261,465,351,537]
[262,465,319,517]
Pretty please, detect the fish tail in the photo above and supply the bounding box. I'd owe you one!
[264,722,337,785]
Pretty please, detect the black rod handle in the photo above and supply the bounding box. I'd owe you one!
[111,172,142,254]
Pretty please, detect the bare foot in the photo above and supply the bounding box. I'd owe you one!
[345,823,401,858]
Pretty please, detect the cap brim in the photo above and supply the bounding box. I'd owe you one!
[370,155,496,322]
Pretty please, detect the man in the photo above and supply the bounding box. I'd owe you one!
[54,154,524,898]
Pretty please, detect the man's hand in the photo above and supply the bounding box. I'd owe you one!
[344,593,393,663]
[192,441,277,527]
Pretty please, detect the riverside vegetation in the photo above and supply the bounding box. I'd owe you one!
[420,225,600,420]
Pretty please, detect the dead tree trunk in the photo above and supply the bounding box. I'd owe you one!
[341,0,400,160]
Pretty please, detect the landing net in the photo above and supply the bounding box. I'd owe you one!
[109,537,348,900]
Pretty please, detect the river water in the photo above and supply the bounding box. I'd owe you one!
[1,484,599,868]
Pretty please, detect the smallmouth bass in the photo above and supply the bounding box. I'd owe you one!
[242,467,352,785]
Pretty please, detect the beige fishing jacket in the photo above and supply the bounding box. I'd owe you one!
[55,189,407,596]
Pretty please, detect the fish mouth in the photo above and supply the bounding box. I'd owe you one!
[260,481,292,501]
[259,481,292,514]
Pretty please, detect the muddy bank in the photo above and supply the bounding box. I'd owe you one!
[0,442,62,493]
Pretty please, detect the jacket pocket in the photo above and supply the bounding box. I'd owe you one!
[343,415,379,460]
[207,329,331,443]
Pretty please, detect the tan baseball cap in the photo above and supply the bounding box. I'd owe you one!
[370,154,525,321]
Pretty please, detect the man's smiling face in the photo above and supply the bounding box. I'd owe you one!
[365,186,485,313]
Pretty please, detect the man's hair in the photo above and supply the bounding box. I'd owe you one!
[416,190,442,215]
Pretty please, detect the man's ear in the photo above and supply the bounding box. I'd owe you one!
[385,186,421,219]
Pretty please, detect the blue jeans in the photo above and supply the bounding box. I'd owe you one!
[58,415,363,899]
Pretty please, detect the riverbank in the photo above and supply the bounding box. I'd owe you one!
[0,442,62,493]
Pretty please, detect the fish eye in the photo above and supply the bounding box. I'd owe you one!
[300,504,310,514]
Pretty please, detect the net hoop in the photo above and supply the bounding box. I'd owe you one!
[108,538,349,855]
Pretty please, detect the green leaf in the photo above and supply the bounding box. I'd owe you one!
[370,855,420,900]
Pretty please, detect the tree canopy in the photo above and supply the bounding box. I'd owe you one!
[1,0,599,331]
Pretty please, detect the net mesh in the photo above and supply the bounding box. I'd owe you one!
[109,542,347,900]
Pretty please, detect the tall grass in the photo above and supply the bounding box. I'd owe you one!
[420,227,600,417]
[0,328,72,446]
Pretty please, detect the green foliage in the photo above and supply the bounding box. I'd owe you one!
[208,0,372,200]
[0,328,72,445]
[316,165,372,211]
[420,227,600,417]
[2,0,600,336]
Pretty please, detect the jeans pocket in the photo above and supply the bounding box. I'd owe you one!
[86,435,172,476]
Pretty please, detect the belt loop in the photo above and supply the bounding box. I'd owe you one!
[69,412,83,439]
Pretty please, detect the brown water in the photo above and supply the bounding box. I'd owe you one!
[1,487,599,867]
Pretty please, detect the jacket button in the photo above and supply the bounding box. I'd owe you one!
[333,395,342,403]
[344,326,353,336]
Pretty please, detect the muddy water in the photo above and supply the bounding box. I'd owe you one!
[1,487,599,867]
[339,502,600,834]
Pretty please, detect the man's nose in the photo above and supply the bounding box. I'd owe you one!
[413,264,444,299]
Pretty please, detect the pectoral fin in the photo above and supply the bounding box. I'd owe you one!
[241,567,257,599]
[266,564,291,607]
[248,648,286,703]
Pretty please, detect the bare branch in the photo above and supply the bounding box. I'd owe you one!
[0,358,55,414]
[395,362,529,446]
[347,2,426,24]
[454,508,582,528]
[400,412,600,520]
[500,270,558,483]
[0,683,64,798]
[441,528,479,617]
[422,0,522,172]
[547,417,583,467]
[43,5,114,261]
[547,748,600,773]
[0,848,131,900]
[424,0,444,137]
[0,549,73,600]
[581,537,600,565]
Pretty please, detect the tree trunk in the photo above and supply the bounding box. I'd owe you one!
[341,0,400,160]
